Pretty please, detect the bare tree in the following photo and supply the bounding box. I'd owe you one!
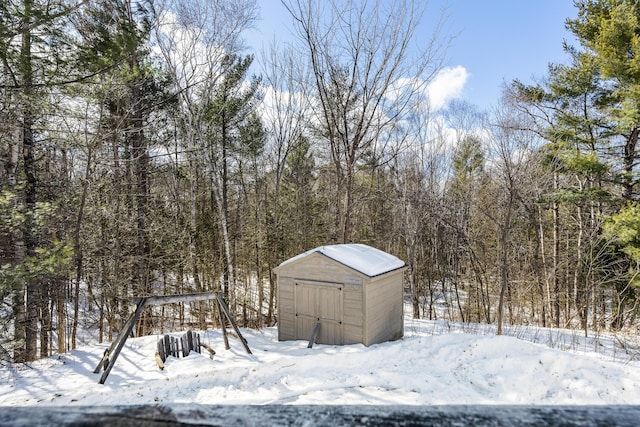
[485,104,542,335]
[282,0,447,243]
[443,101,489,323]
[151,0,258,305]
[393,94,448,319]
[258,41,312,322]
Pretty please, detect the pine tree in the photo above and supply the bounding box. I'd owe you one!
[73,0,170,338]
[1,0,87,362]
[204,54,260,306]
[510,0,640,330]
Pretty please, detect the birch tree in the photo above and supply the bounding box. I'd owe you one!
[151,0,258,307]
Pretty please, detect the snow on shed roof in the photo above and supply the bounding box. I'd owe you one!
[279,244,406,278]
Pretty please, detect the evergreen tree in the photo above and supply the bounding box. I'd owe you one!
[1,0,87,362]
[511,0,640,329]
[74,0,171,337]
[566,0,640,200]
[204,54,260,305]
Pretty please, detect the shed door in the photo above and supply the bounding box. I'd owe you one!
[295,282,343,345]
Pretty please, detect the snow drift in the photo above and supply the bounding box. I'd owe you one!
[1,318,639,407]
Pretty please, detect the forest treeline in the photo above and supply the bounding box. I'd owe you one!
[1,0,640,363]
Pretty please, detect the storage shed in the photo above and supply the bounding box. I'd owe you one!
[274,244,407,346]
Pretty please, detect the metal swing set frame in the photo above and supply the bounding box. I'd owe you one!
[93,291,251,384]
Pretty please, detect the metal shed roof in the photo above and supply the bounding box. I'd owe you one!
[279,244,406,278]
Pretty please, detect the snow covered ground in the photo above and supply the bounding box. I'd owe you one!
[1,317,639,407]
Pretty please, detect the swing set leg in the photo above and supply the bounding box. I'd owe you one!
[216,299,230,350]
[216,296,252,354]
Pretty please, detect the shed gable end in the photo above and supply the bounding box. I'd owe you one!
[276,252,365,283]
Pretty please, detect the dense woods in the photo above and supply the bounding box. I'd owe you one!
[1,0,639,363]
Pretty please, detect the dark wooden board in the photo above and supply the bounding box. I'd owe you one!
[1,405,639,427]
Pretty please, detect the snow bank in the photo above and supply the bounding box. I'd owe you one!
[1,318,639,407]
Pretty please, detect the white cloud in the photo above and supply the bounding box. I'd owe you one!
[425,66,469,111]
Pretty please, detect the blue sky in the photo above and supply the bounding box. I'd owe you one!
[246,0,578,111]
[442,0,577,109]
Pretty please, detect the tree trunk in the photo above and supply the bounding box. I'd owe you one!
[268,173,282,325]
[71,145,92,350]
[532,207,546,328]
[219,112,236,311]
[497,179,515,335]
[211,170,235,312]
[20,0,39,361]
[553,173,561,328]
[622,127,638,201]
[130,68,150,336]
[342,164,354,244]
[496,228,510,336]
[56,278,66,353]
[39,282,50,358]
[254,166,264,327]
[6,85,26,362]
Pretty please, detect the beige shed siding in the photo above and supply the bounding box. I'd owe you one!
[281,254,347,282]
[277,277,296,340]
[275,245,405,346]
[342,283,364,344]
[364,273,404,346]
[294,281,344,345]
